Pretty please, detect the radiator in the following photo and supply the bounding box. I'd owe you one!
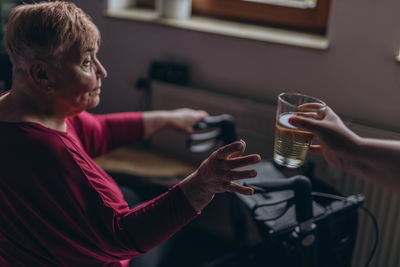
[150,81,400,267]
[312,123,400,267]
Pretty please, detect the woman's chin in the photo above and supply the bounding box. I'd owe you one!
[86,96,100,110]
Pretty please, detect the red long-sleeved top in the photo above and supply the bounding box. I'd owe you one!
[0,111,198,266]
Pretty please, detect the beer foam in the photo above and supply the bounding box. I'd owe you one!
[278,113,297,129]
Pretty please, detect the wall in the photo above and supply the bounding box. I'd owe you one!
[73,0,400,132]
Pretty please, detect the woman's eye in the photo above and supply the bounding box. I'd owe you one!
[83,59,92,67]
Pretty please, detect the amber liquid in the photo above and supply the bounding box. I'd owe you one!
[273,113,313,168]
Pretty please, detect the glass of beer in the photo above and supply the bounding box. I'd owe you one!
[273,92,326,168]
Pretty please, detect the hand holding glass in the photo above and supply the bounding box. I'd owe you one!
[273,93,326,168]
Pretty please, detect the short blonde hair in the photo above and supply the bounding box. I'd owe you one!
[6,1,100,72]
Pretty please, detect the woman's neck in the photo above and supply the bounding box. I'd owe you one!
[0,88,67,132]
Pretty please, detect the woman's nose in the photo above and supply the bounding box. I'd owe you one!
[95,59,107,78]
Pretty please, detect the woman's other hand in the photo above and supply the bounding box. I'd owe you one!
[142,108,208,138]
[179,140,261,211]
[167,108,208,134]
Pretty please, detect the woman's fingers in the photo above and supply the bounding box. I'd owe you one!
[215,141,261,168]
[297,103,327,120]
[221,154,261,171]
[309,144,322,154]
[289,115,321,134]
[225,182,254,195]
[228,169,258,180]
[216,140,246,160]
[171,108,209,133]
[298,103,327,112]
[294,112,319,119]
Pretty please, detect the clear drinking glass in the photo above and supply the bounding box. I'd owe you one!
[273,92,326,168]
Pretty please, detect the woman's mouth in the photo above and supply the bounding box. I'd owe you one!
[89,88,101,97]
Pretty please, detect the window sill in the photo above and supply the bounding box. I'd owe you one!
[104,8,329,50]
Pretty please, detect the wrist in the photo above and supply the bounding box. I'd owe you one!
[341,134,364,171]
[179,172,214,212]
[142,110,170,138]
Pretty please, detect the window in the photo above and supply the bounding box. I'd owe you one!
[136,0,331,34]
[0,0,20,51]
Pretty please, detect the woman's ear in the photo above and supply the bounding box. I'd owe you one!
[27,60,53,94]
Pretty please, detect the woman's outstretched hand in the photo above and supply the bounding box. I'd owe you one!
[179,140,261,211]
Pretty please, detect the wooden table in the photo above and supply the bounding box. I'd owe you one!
[94,146,197,188]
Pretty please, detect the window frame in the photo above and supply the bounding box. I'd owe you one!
[136,0,331,34]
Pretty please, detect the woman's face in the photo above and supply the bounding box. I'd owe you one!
[48,44,107,117]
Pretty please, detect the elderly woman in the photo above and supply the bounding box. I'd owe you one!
[0,1,261,266]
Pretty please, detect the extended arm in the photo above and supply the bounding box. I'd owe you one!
[289,106,400,191]
[70,108,207,157]
[117,140,260,252]
[345,137,400,190]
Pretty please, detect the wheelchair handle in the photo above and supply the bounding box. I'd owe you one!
[187,114,238,153]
